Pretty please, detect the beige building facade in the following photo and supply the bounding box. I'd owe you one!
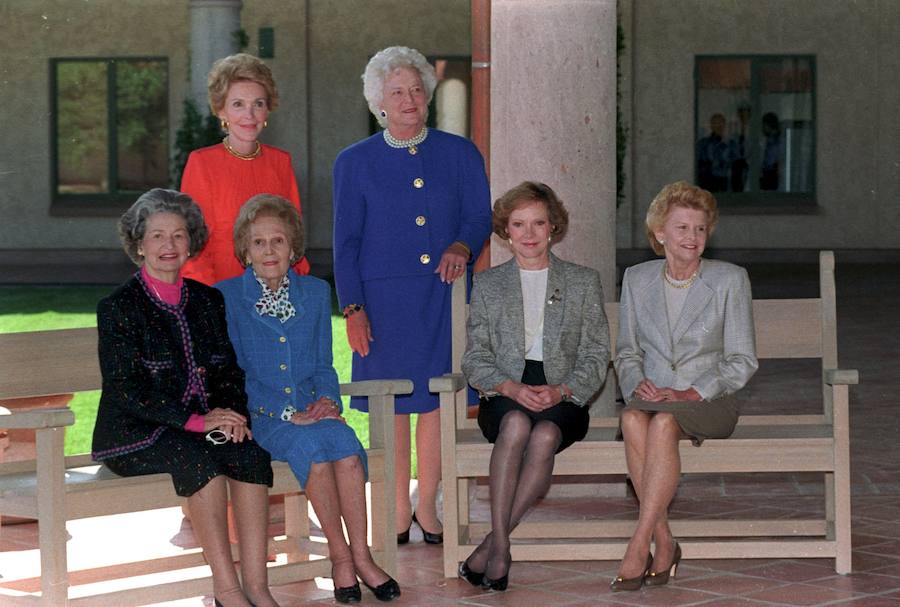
[1,0,898,282]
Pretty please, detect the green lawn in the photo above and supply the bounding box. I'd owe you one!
[0,286,416,473]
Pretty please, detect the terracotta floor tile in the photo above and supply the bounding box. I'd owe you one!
[600,585,719,606]
[810,571,900,594]
[676,572,789,596]
[745,582,861,605]
[739,559,837,583]
[826,598,900,607]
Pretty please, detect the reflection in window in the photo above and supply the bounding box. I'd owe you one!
[54,58,168,198]
[695,56,814,197]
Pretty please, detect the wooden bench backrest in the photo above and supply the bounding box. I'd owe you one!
[0,251,837,403]
[0,327,101,399]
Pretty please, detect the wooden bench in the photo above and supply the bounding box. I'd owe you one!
[433,250,857,576]
[0,326,409,606]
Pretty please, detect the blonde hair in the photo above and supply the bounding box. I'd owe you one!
[207,53,279,115]
[645,181,718,255]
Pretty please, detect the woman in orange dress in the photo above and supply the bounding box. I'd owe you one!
[181,53,310,285]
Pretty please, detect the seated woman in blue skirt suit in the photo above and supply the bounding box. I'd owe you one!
[217,194,400,604]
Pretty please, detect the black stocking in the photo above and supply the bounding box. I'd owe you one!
[468,416,562,582]
[466,411,531,573]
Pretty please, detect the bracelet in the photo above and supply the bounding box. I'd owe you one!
[342,303,364,319]
[453,240,472,259]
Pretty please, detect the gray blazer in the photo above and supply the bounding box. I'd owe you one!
[615,259,758,401]
[462,254,610,405]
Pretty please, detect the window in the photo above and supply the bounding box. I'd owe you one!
[52,58,169,203]
[695,55,815,205]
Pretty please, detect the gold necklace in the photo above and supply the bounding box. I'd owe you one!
[663,263,698,289]
[222,137,261,160]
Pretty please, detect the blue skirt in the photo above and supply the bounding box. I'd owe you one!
[251,414,367,489]
[351,274,456,414]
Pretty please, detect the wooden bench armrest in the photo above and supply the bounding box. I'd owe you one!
[824,369,859,385]
[339,379,413,398]
[0,407,75,429]
[429,373,466,393]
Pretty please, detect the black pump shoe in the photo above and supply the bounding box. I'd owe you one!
[481,553,510,591]
[362,576,401,601]
[397,522,411,545]
[481,573,508,591]
[333,582,362,604]
[458,559,484,586]
[412,511,443,545]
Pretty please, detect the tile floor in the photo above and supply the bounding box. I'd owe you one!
[2,263,899,606]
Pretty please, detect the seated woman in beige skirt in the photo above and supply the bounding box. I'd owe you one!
[612,181,759,591]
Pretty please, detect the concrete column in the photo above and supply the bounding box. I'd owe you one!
[189,0,243,111]
[491,0,618,413]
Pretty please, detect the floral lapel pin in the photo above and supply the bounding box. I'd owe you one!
[548,288,562,304]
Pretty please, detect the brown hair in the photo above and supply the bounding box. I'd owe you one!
[492,181,569,242]
[233,194,304,267]
[645,181,719,255]
[207,53,279,115]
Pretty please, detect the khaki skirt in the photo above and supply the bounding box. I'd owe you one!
[622,394,738,446]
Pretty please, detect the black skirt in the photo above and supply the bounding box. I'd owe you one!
[477,360,589,453]
[103,428,273,497]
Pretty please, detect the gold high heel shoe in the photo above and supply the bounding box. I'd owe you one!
[610,553,653,592]
[644,541,681,587]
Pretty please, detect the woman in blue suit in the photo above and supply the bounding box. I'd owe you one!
[333,46,491,544]
[217,195,399,603]
[612,181,758,591]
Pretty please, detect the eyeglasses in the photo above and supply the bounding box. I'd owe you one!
[206,429,230,445]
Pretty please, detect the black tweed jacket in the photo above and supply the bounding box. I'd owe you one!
[91,273,249,460]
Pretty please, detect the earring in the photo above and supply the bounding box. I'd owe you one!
[379,109,387,118]
[508,238,512,246]
[220,119,228,131]
[658,239,665,244]
[263,120,268,128]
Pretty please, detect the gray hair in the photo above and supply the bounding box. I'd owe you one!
[362,46,437,128]
[118,188,209,265]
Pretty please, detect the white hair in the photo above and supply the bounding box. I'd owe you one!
[362,46,437,128]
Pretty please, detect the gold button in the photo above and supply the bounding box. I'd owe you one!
[413,178,424,189]
[279,336,286,343]
[408,145,418,155]
[420,254,431,264]
[284,387,292,394]
[280,364,287,371]
[415,215,426,226]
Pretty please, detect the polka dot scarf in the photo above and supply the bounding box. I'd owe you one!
[254,273,295,323]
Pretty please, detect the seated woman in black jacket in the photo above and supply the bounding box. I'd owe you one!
[91,188,278,607]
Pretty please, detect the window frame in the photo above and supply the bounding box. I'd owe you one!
[50,56,170,210]
[693,53,817,212]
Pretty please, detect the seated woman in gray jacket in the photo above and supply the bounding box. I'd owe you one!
[461,182,609,591]
[611,181,758,591]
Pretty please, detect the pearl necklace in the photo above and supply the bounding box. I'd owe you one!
[663,263,698,289]
[383,127,428,149]
[223,137,261,160]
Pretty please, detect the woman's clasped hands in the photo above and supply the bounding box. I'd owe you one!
[288,397,345,426]
[204,407,252,442]
[634,379,701,403]
[498,380,566,412]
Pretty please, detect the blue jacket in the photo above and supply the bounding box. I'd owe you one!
[216,269,341,434]
[332,129,492,307]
